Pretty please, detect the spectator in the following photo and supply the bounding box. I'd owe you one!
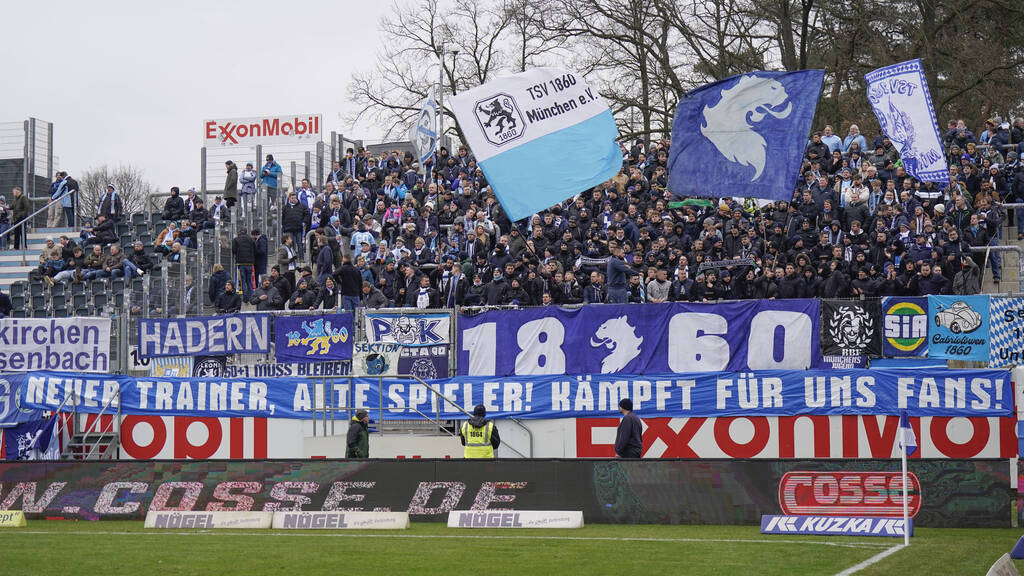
[208,263,230,306]
[261,154,284,206]
[282,191,309,258]
[289,277,318,310]
[162,187,186,221]
[335,255,362,311]
[361,280,388,308]
[10,186,29,250]
[224,161,238,210]
[318,276,340,311]
[232,228,257,301]
[252,229,268,279]
[215,280,242,313]
[96,184,124,221]
[209,195,230,225]
[315,234,334,285]
[81,244,105,281]
[841,124,868,155]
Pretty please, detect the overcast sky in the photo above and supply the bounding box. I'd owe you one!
[0,0,391,190]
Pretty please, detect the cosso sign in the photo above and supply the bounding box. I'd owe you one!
[204,114,322,146]
[779,471,921,517]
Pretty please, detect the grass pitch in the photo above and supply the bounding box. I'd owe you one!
[0,521,1020,575]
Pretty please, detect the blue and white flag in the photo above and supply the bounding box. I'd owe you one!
[667,70,824,201]
[898,411,918,456]
[408,87,438,165]
[3,415,59,460]
[865,60,949,182]
[450,68,621,221]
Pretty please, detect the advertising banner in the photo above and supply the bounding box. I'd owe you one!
[137,315,271,358]
[274,314,353,364]
[927,296,990,361]
[18,368,1012,421]
[821,300,882,358]
[203,114,322,147]
[881,297,929,357]
[0,459,1007,527]
[989,297,1024,368]
[364,312,450,346]
[458,300,821,376]
[0,318,110,373]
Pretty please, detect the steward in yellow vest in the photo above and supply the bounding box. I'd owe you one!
[460,404,501,458]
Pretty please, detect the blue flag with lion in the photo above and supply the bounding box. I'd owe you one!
[667,70,824,201]
[274,314,354,363]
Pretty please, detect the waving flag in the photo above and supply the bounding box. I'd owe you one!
[408,87,438,165]
[668,70,824,201]
[897,411,918,456]
[4,415,59,460]
[450,68,621,221]
[865,59,949,182]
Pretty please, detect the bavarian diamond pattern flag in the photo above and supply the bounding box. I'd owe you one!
[989,297,1024,368]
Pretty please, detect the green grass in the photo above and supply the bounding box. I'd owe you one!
[0,521,1021,575]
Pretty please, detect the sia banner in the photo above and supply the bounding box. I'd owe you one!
[882,297,929,357]
[18,368,1011,421]
[457,300,821,376]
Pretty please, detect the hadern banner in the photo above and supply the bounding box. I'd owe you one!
[457,300,821,376]
[274,314,353,363]
[137,314,271,359]
[882,297,929,357]
[927,295,990,361]
[203,114,322,147]
[0,318,110,373]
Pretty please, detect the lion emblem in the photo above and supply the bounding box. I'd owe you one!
[589,315,644,374]
[478,98,518,134]
[828,305,874,353]
[296,319,349,355]
[700,74,793,181]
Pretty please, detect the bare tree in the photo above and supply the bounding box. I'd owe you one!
[78,164,153,221]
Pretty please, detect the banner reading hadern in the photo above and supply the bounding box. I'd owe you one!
[821,300,882,359]
[408,88,438,165]
[21,368,1011,421]
[928,295,990,361]
[882,297,929,357]
[450,67,621,221]
[864,59,949,182]
[0,318,110,373]
[457,300,821,377]
[137,315,270,359]
[274,313,354,364]
[988,297,1024,368]
[667,70,824,201]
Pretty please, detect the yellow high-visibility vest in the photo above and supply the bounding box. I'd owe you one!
[462,421,494,459]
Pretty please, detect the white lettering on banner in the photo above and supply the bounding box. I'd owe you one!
[203,114,322,147]
[138,316,270,358]
[464,309,813,376]
[0,318,110,373]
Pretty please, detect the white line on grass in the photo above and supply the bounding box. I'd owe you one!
[833,544,906,575]
[8,530,893,550]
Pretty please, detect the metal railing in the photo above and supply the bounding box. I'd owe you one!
[0,193,71,263]
[310,373,533,458]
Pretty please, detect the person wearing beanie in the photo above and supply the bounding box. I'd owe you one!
[460,404,500,458]
[615,398,643,458]
[346,409,370,458]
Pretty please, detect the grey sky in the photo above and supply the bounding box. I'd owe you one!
[0,0,390,190]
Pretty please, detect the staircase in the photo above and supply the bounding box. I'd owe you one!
[0,227,75,293]
[62,413,120,460]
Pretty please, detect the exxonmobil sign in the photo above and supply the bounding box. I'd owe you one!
[779,471,922,517]
[203,114,322,146]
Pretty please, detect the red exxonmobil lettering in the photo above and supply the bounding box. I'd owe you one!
[203,114,322,146]
[779,471,921,517]
[575,415,1015,459]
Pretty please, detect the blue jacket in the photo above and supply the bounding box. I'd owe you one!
[261,162,283,188]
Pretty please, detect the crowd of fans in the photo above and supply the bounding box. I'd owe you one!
[17,116,1024,315]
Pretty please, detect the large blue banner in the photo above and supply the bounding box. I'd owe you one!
[21,368,1009,420]
[274,313,354,363]
[928,296,990,361]
[882,297,929,357]
[458,300,821,376]
[865,59,949,182]
[667,70,824,201]
[137,314,271,358]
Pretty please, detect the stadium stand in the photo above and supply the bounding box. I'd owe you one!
[2,116,1024,320]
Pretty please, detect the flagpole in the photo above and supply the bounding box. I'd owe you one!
[901,442,910,546]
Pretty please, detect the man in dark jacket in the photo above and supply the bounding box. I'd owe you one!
[252,229,268,278]
[224,161,238,209]
[346,410,370,458]
[10,186,30,250]
[250,277,283,310]
[282,192,309,258]
[162,187,186,221]
[232,228,257,301]
[97,184,124,221]
[215,281,242,313]
[615,398,643,458]
[361,280,389,308]
[335,255,363,310]
[460,404,500,458]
